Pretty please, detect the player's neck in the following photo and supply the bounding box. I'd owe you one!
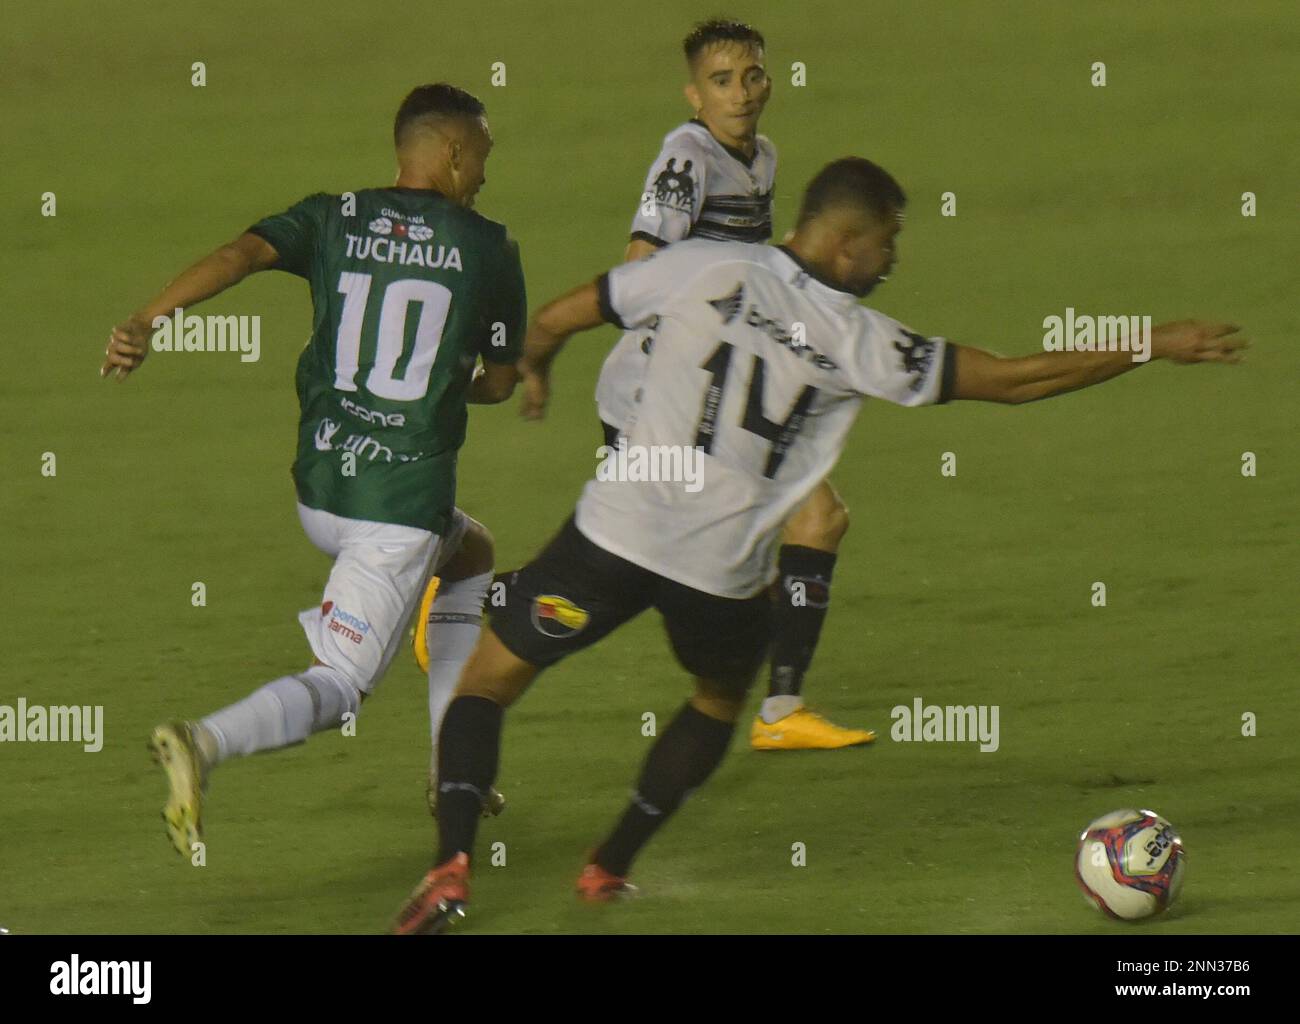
[394,167,451,196]
[781,237,848,294]
[694,116,757,162]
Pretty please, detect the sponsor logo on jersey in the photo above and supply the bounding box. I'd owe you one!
[367,215,434,241]
[893,330,938,391]
[530,595,589,639]
[652,157,697,214]
[311,419,429,463]
[712,291,840,371]
[339,395,406,428]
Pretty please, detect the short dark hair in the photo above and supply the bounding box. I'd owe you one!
[683,18,765,64]
[796,158,907,227]
[393,84,486,147]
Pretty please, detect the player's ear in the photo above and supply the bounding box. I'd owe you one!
[684,81,702,115]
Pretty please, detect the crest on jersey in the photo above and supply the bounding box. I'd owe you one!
[709,283,745,324]
[314,418,341,451]
[893,330,938,392]
[652,157,697,213]
[530,595,590,639]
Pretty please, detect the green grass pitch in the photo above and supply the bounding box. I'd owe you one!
[1,0,1295,934]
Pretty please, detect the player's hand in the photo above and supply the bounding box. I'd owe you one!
[1152,320,1248,364]
[101,314,153,380]
[518,367,550,420]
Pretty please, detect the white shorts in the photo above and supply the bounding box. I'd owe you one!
[294,502,469,694]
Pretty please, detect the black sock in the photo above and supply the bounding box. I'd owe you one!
[768,545,837,698]
[594,704,734,877]
[436,695,503,866]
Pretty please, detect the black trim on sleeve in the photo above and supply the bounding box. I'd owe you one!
[245,224,279,248]
[937,343,958,405]
[244,225,285,267]
[629,231,669,249]
[596,273,625,328]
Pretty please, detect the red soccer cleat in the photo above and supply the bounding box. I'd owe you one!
[391,853,470,935]
[576,861,639,903]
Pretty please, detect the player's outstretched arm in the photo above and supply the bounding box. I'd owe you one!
[517,281,606,420]
[949,320,1247,404]
[101,232,281,381]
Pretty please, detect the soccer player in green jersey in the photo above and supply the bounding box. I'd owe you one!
[102,83,525,858]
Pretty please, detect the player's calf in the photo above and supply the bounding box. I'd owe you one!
[423,547,519,821]
[588,697,739,887]
[759,480,873,744]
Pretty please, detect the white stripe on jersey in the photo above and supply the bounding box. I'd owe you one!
[595,122,777,429]
[579,241,953,599]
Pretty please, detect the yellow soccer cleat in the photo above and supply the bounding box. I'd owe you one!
[750,707,876,751]
[411,574,442,673]
[148,721,206,857]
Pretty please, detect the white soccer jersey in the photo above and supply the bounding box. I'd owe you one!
[577,240,954,599]
[594,121,777,429]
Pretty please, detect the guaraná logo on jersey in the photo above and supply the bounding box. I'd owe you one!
[530,595,590,639]
[367,216,434,241]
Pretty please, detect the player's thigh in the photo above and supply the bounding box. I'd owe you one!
[782,478,849,551]
[656,582,771,713]
[454,627,540,707]
[297,513,439,694]
[489,516,654,673]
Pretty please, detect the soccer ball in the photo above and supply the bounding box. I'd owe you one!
[1075,809,1186,920]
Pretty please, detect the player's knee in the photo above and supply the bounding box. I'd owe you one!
[787,491,849,550]
[691,679,750,723]
[453,631,537,708]
[456,671,527,709]
[821,497,850,547]
[299,663,363,727]
[440,516,495,582]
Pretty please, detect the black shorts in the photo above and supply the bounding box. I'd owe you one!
[490,517,771,691]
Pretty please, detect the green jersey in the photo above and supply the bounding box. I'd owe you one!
[248,188,526,534]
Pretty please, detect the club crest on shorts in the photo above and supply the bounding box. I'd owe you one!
[531,595,589,638]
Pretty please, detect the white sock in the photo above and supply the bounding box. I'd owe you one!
[200,666,360,766]
[426,572,492,773]
[760,695,804,725]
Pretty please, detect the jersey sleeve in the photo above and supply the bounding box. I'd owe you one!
[477,231,527,364]
[596,244,694,331]
[844,312,957,407]
[247,193,332,278]
[628,136,708,246]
